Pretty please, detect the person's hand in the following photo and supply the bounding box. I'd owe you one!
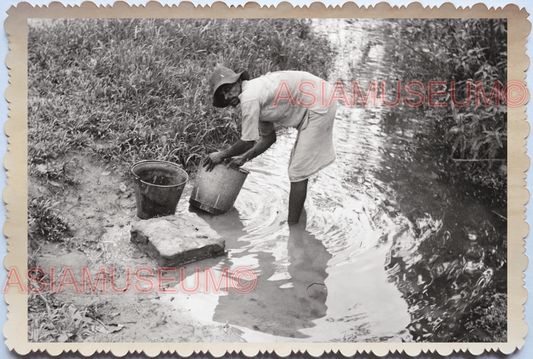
[203,152,225,171]
[227,155,247,169]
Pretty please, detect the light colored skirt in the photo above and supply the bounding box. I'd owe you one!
[288,102,337,182]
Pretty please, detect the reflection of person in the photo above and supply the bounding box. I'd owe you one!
[204,67,338,224]
[213,210,332,337]
[286,211,331,319]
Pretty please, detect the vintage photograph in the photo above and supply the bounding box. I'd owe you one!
[23,16,511,344]
[7,0,533,354]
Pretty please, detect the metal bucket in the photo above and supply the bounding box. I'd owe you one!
[131,160,188,219]
[189,164,249,215]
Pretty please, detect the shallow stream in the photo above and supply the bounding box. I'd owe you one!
[162,19,506,342]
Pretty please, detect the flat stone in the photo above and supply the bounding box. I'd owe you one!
[130,212,225,267]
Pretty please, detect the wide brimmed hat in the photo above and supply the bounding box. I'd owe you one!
[209,67,250,108]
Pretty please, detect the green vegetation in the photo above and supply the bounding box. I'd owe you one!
[28,198,71,243]
[27,18,507,343]
[28,289,90,342]
[379,19,508,342]
[27,18,334,343]
[28,283,117,342]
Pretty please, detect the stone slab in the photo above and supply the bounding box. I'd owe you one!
[130,212,225,267]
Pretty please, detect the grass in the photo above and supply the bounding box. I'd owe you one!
[380,19,507,193]
[28,18,333,177]
[27,18,508,344]
[28,18,333,243]
[28,287,113,342]
[28,197,71,243]
[28,291,89,342]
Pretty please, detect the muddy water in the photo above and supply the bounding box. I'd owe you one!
[163,19,505,342]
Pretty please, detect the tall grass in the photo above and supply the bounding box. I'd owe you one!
[28,18,333,176]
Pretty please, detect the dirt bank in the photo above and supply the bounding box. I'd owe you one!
[28,154,245,343]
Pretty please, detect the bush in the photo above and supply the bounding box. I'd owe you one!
[384,19,507,191]
[28,198,71,242]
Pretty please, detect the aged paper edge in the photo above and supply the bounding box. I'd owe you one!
[3,1,530,357]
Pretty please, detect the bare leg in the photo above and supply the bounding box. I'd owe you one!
[288,179,308,224]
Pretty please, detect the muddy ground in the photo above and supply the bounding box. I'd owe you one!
[29,154,245,342]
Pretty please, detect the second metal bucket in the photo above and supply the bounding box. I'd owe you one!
[131,160,188,219]
[189,164,248,215]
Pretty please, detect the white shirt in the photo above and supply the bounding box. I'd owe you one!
[238,71,335,141]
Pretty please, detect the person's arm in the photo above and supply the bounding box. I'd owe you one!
[203,139,254,171]
[205,99,269,170]
[227,130,276,168]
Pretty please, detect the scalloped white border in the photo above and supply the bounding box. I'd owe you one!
[3,1,530,356]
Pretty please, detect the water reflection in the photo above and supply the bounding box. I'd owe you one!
[173,19,414,341]
[372,31,508,341]
[312,18,507,342]
[377,131,507,341]
[212,211,331,338]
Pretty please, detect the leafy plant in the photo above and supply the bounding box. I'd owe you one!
[28,290,116,342]
[27,17,334,250]
[383,19,507,190]
[28,197,71,242]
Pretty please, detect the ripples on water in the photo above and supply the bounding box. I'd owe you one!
[174,113,411,341]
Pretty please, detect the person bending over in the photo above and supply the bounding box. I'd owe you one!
[204,67,338,224]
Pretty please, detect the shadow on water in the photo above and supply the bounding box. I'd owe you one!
[183,203,332,338]
[210,210,332,338]
[173,109,411,342]
[313,18,506,342]
[354,20,508,341]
